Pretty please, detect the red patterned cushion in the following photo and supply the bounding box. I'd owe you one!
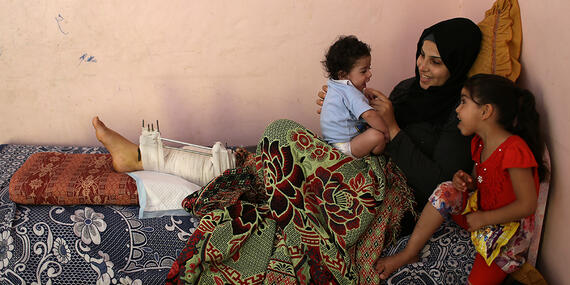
[9,152,138,205]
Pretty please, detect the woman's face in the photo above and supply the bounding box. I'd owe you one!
[416,40,451,90]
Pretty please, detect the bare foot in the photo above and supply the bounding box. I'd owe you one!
[375,251,419,280]
[92,116,142,172]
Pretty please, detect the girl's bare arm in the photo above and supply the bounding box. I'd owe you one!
[466,167,537,230]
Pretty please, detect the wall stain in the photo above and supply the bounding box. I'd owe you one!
[79,53,97,65]
[55,14,68,35]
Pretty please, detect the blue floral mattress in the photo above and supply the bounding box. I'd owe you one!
[0,144,198,285]
[0,144,475,284]
[381,222,475,284]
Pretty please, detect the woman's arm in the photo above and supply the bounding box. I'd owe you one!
[366,85,472,205]
[465,167,538,231]
[384,119,473,206]
[364,88,400,140]
[316,85,327,114]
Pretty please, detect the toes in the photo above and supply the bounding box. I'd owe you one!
[375,261,385,272]
[93,117,102,129]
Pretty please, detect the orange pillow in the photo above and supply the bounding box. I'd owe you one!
[9,152,138,205]
[468,0,522,82]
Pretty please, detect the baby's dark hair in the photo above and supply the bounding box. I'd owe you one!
[463,73,548,181]
[322,35,370,80]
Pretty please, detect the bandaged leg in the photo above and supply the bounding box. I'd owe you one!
[139,128,235,186]
[139,128,165,172]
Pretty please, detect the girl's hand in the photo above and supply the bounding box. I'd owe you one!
[452,170,475,192]
[465,211,488,232]
[316,85,327,114]
[364,88,400,140]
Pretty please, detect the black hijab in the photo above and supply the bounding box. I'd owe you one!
[393,18,482,127]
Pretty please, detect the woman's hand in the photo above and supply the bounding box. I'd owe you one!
[364,88,401,140]
[316,85,327,114]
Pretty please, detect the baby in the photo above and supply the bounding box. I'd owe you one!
[320,35,388,158]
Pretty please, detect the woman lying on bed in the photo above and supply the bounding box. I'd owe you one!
[93,17,481,284]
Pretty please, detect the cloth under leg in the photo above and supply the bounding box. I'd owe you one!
[139,129,235,186]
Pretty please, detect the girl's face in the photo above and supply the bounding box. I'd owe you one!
[346,56,372,92]
[416,40,451,90]
[455,88,483,136]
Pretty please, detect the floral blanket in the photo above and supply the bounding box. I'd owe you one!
[166,119,416,284]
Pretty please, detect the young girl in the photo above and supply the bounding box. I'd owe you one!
[375,74,547,285]
[320,35,389,158]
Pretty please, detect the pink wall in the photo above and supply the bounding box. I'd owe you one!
[0,0,489,147]
[517,1,570,284]
[3,0,567,283]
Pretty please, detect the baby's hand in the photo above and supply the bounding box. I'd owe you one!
[452,170,474,192]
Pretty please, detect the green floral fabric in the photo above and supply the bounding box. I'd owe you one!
[167,119,415,284]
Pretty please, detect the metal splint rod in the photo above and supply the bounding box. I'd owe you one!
[144,119,213,157]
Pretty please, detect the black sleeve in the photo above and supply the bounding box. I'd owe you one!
[385,117,473,207]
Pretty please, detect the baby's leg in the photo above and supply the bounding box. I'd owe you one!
[376,203,443,279]
[349,128,386,158]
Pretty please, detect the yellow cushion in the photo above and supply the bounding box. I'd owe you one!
[468,0,522,82]
[508,263,548,285]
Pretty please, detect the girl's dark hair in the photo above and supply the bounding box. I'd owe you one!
[463,73,548,181]
[322,35,370,80]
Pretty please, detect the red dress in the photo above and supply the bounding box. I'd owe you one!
[472,135,539,211]
[472,134,539,273]
[429,134,539,275]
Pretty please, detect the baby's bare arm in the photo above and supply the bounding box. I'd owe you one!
[361,110,388,135]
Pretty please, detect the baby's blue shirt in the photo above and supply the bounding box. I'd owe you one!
[320,79,373,144]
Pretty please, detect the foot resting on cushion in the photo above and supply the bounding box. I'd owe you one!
[92,116,143,173]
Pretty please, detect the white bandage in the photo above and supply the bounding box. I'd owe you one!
[139,128,164,171]
[139,129,235,186]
